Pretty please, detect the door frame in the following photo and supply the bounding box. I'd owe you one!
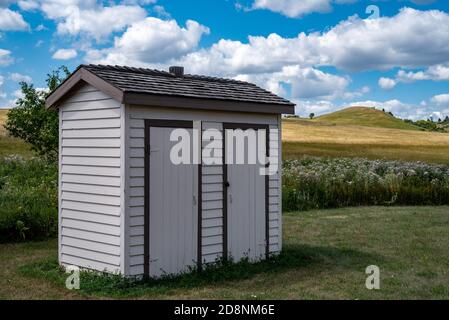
[222,123,270,261]
[143,119,201,276]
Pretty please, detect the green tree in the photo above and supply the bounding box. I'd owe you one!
[309,113,315,119]
[4,66,70,161]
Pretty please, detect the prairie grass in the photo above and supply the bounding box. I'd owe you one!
[0,156,58,242]
[283,157,449,212]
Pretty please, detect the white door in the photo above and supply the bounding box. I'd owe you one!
[226,129,266,262]
[149,126,198,277]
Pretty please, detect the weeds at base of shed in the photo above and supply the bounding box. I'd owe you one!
[19,247,316,297]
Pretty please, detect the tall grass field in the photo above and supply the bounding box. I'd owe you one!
[283,157,449,211]
[0,156,58,242]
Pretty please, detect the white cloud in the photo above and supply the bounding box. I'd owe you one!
[35,24,48,31]
[252,0,333,18]
[174,8,449,78]
[397,64,449,82]
[431,94,449,106]
[0,8,29,31]
[378,77,397,90]
[52,48,78,60]
[0,48,13,66]
[24,1,147,41]
[0,75,5,100]
[379,63,449,89]
[12,89,24,99]
[18,0,39,10]
[295,100,337,116]
[85,18,209,64]
[282,65,350,99]
[9,72,32,83]
[153,5,170,19]
[252,0,356,18]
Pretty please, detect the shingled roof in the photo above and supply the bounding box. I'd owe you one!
[46,64,295,114]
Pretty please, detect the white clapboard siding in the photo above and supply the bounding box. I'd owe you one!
[201,122,224,265]
[125,116,146,275]
[59,83,123,274]
[268,125,281,254]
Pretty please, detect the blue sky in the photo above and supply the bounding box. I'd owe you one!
[0,0,449,120]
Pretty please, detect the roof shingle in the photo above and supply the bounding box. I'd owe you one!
[81,64,294,106]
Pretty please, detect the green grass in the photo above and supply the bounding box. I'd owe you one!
[0,110,32,158]
[3,206,449,299]
[313,106,421,131]
[0,157,58,242]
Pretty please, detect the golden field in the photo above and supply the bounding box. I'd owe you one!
[0,109,31,157]
[283,117,449,165]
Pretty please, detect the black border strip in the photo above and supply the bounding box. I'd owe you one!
[144,119,195,277]
[222,123,270,260]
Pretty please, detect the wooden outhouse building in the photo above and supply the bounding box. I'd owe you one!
[46,64,295,277]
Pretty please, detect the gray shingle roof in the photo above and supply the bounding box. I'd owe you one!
[81,64,294,106]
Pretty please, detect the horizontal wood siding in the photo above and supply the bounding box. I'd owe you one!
[126,117,145,276]
[268,124,281,254]
[201,122,224,264]
[59,84,122,274]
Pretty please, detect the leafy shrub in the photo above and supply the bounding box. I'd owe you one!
[0,156,58,242]
[283,156,449,211]
[4,67,69,161]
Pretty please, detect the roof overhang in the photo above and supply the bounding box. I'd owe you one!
[124,92,295,114]
[46,67,295,114]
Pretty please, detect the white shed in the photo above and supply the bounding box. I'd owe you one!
[46,64,295,278]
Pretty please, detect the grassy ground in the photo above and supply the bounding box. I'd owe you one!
[0,110,32,157]
[283,118,449,165]
[3,206,449,299]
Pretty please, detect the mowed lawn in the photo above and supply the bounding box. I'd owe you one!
[283,118,449,165]
[0,110,32,157]
[2,206,449,299]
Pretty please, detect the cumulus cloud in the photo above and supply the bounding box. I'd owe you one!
[378,63,449,89]
[431,94,449,106]
[52,48,78,60]
[174,8,449,78]
[378,77,397,90]
[85,18,209,64]
[251,0,356,18]
[0,8,29,31]
[17,0,39,10]
[9,72,32,83]
[251,0,436,18]
[0,48,13,66]
[20,0,147,41]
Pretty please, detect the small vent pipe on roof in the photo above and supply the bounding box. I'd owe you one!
[169,66,184,77]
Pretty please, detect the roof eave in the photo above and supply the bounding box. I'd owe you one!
[45,67,124,109]
[123,92,295,114]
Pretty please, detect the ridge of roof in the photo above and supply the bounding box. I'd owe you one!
[81,64,254,86]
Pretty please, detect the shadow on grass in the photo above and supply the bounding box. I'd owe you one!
[19,244,384,298]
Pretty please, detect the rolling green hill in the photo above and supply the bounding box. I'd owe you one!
[313,106,421,130]
[283,106,449,165]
